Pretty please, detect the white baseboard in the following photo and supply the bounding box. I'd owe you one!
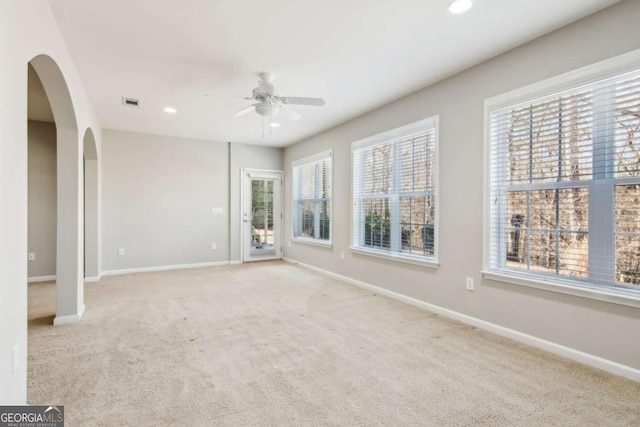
[283,257,640,383]
[84,276,101,283]
[53,304,85,326]
[102,261,233,277]
[28,275,56,283]
[229,260,242,266]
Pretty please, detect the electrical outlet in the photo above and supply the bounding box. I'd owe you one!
[340,251,345,260]
[28,252,35,261]
[466,277,474,291]
[288,240,291,247]
[118,248,125,256]
[211,243,216,250]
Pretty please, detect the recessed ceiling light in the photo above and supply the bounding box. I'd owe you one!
[448,0,473,15]
[164,107,177,114]
[270,123,280,128]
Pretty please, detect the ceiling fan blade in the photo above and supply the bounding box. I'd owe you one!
[279,106,301,121]
[234,104,258,117]
[281,97,325,106]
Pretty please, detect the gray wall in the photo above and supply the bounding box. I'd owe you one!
[102,131,282,270]
[28,120,56,278]
[102,130,229,271]
[229,143,283,262]
[282,0,640,369]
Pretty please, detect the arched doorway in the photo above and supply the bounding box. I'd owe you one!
[83,128,100,281]
[29,54,85,325]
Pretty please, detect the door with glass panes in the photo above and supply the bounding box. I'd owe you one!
[242,169,282,262]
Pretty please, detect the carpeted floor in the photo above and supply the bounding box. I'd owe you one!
[28,261,640,426]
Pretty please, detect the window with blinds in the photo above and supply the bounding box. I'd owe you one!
[292,150,332,243]
[489,65,640,295]
[352,117,438,261]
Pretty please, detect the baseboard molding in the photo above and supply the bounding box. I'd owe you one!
[53,304,86,326]
[283,257,640,383]
[229,260,242,266]
[84,276,101,283]
[102,261,233,277]
[28,275,56,283]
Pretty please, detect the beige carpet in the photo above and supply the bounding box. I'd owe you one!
[28,261,640,426]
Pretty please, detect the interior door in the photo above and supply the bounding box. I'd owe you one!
[242,169,282,262]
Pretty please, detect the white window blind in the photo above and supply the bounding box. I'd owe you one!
[352,118,437,260]
[292,151,332,242]
[489,67,640,295]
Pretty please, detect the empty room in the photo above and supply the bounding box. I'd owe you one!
[2,0,640,425]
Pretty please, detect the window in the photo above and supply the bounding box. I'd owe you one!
[488,59,640,300]
[352,117,438,264]
[292,150,332,244]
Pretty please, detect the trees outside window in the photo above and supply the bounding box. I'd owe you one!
[353,118,438,260]
[292,151,332,243]
[490,68,640,292]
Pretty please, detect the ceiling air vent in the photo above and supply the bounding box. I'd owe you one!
[122,97,140,107]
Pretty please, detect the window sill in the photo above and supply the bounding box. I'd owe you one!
[350,247,439,269]
[290,238,333,249]
[482,270,640,309]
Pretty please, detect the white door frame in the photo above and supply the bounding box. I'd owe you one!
[241,168,283,263]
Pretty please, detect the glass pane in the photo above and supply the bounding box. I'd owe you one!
[400,196,434,256]
[529,189,557,231]
[560,91,593,181]
[505,91,593,184]
[528,231,558,275]
[250,179,275,253]
[614,75,640,178]
[298,201,315,238]
[506,191,527,264]
[400,134,429,193]
[360,144,393,194]
[615,184,640,286]
[616,236,640,286]
[299,163,315,199]
[506,107,532,185]
[505,188,588,277]
[558,188,589,232]
[558,232,589,278]
[363,198,390,249]
[319,200,331,241]
[531,100,561,183]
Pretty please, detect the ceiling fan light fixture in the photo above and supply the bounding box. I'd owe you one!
[255,103,280,117]
[448,0,473,15]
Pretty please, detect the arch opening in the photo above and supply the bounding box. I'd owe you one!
[28,54,84,326]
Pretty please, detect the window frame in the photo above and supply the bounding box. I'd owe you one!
[291,150,333,247]
[483,48,640,308]
[350,116,440,268]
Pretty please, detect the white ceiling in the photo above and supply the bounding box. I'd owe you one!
[49,0,619,147]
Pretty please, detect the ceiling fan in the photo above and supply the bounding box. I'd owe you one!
[234,73,325,121]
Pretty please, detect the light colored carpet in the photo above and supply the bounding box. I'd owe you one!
[28,261,640,426]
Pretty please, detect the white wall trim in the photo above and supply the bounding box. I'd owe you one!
[84,276,101,283]
[283,257,640,383]
[53,304,85,326]
[27,275,56,283]
[102,261,232,276]
[229,260,243,266]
